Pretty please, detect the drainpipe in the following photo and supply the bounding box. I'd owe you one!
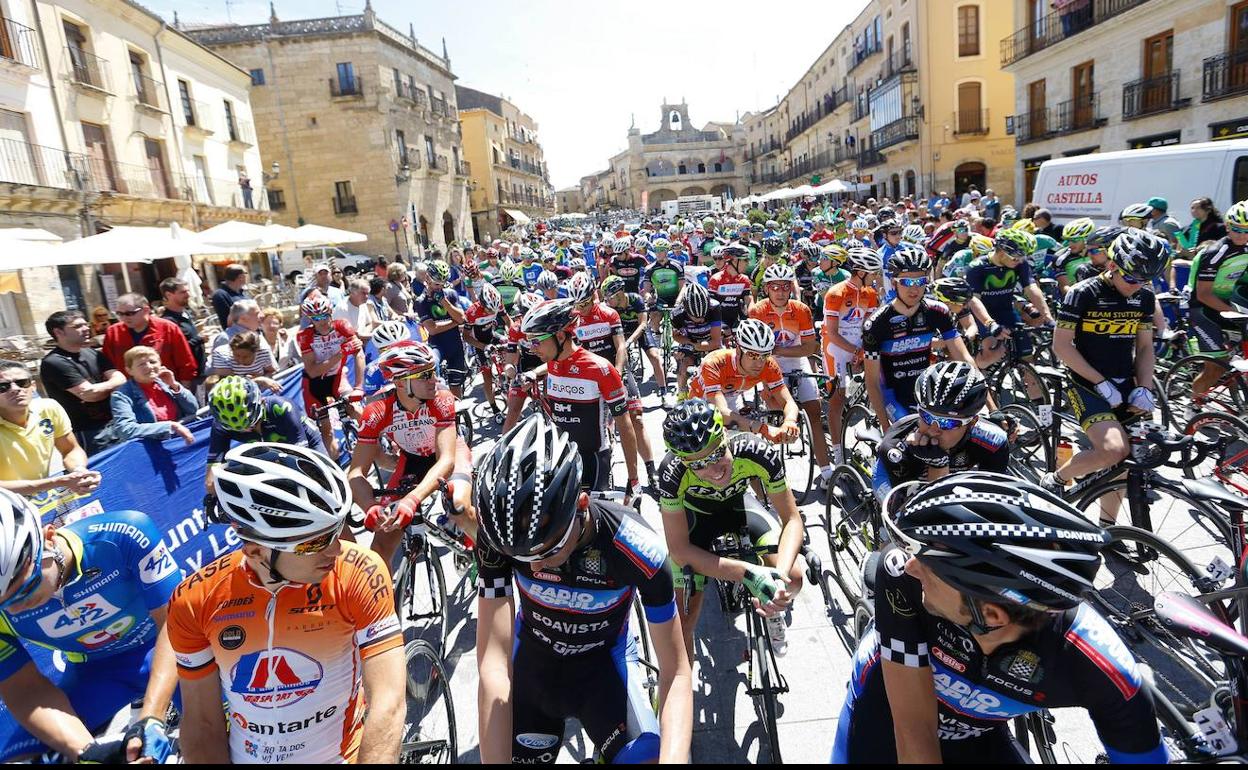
[152,21,198,229]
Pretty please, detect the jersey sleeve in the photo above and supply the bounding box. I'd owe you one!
[878,423,923,489]
[930,301,959,341]
[872,547,930,668]
[474,543,513,599]
[1056,284,1089,330]
[823,286,844,315]
[335,320,362,354]
[339,545,402,659]
[861,308,884,357]
[707,303,723,328]
[430,390,457,427]
[736,437,788,494]
[296,327,314,355]
[167,574,216,680]
[0,630,33,682]
[656,453,687,511]
[609,510,677,624]
[603,306,624,337]
[759,358,785,392]
[1196,243,1224,283]
[356,398,391,445]
[112,510,184,609]
[598,360,628,417]
[965,262,987,293]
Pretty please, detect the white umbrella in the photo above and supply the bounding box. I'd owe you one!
[198,220,301,251]
[290,223,367,248]
[49,224,249,266]
[813,179,850,195]
[0,228,64,272]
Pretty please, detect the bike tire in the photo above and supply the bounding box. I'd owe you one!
[839,403,878,469]
[397,535,450,651]
[991,360,1049,408]
[823,465,876,609]
[1181,410,1248,486]
[401,638,458,764]
[753,615,783,763]
[1163,354,1247,423]
[997,404,1051,484]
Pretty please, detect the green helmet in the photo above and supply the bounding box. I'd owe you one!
[663,398,725,457]
[500,259,522,283]
[993,228,1037,260]
[1062,217,1096,243]
[209,376,263,432]
[427,260,451,283]
[601,275,626,296]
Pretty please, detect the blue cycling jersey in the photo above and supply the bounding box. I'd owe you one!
[206,396,323,464]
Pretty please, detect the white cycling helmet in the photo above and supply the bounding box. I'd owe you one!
[902,224,927,244]
[536,271,559,291]
[735,318,776,355]
[0,488,44,606]
[371,319,411,351]
[568,272,596,304]
[212,443,352,552]
[763,263,796,284]
[479,282,503,315]
[682,282,711,318]
[847,246,884,274]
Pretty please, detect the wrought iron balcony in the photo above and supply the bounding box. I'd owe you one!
[66,47,109,91]
[0,137,87,189]
[0,18,40,69]
[952,109,990,136]
[870,115,921,151]
[133,74,165,111]
[1203,50,1248,102]
[1123,71,1184,118]
[329,75,363,97]
[1001,0,1155,67]
[1055,92,1105,134]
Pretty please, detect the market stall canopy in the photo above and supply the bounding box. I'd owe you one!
[504,208,532,225]
[761,188,794,202]
[0,227,62,244]
[198,220,298,251]
[45,224,250,267]
[290,223,367,248]
[0,228,63,283]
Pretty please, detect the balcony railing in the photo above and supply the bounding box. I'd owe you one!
[0,17,40,69]
[508,130,531,144]
[133,74,165,111]
[66,47,109,91]
[1055,92,1105,134]
[848,37,884,74]
[456,159,470,176]
[431,97,448,117]
[181,99,213,133]
[182,174,270,210]
[398,147,422,172]
[1123,71,1183,119]
[1011,108,1052,144]
[1001,0,1154,67]
[507,157,545,176]
[870,115,921,151]
[852,96,870,122]
[879,42,915,81]
[498,189,553,208]
[0,137,88,189]
[953,109,990,136]
[858,147,885,169]
[332,195,358,215]
[427,153,448,174]
[226,119,255,146]
[329,75,363,97]
[1203,49,1248,102]
[395,81,428,108]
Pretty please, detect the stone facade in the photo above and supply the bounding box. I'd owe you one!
[555,187,582,214]
[186,6,471,258]
[456,84,553,242]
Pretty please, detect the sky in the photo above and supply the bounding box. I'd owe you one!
[143,0,870,189]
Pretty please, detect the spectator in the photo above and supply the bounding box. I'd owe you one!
[207,331,279,389]
[960,185,979,209]
[102,293,197,386]
[238,168,253,209]
[334,278,379,342]
[299,263,346,307]
[927,191,950,217]
[209,299,268,354]
[0,359,100,496]
[374,255,389,278]
[1184,197,1227,251]
[1146,196,1183,247]
[106,347,197,445]
[368,276,397,322]
[259,309,301,370]
[89,306,112,340]
[156,277,206,382]
[981,189,1002,220]
[1021,202,1041,220]
[1032,209,1064,241]
[384,262,417,318]
[40,311,126,455]
[211,264,249,328]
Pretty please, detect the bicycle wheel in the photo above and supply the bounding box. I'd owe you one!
[1163,354,1247,423]
[1182,411,1248,490]
[396,535,450,651]
[839,403,878,469]
[1090,525,1229,721]
[455,410,474,446]
[401,639,458,764]
[997,404,1050,483]
[1074,475,1234,574]
[751,614,783,763]
[824,465,877,608]
[991,360,1049,408]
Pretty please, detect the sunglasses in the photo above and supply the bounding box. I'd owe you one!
[117,308,145,318]
[1118,273,1145,286]
[685,442,728,471]
[308,313,331,322]
[0,378,33,394]
[523,332,556,349]
[1087,246,1107,256]
[0,540,43,611]
[402,369,437,382]
[1232,225,1248,235]
[918,408,975,430]
[292,523,344,555]
[513,509,582,563]
[896,277,929,288]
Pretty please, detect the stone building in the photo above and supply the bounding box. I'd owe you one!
[555,186,583,214]
[0,0,267,337]
[1002,0,1248,207]
[186,2,471,258]
[455,84,554,241]
[623,102,746,214]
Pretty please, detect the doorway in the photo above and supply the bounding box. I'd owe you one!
[954,162,987,199]
[1071,61,1095,130]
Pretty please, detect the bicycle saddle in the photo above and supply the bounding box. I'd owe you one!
[1181,478,1248,510]
[853,425,883,447]
[1154,591,1248,659]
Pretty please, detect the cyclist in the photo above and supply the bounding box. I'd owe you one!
[641,238,685,335]
[463,283,511,416]
[863,248,973,430]
[934,220,972,267]
[569,274,659,489]
[966,229,1054,375]
[940,233,995,280]
[519,248,544,289]
[360,318,412,399]
[1043,230,1167,514]
[708,244,755,331]
[1053,217,1098,292]
[522,299,641,497]
[832,472,1167,764]
[671,283,723,399]
[872,361,1007,500]
[791,239,823,310]
[811,244,851,321]
[932,278,980,351]
[0,489,181,763]
[606,236,648,295]
[172,443,405,763]
[750,262,834,484]
[688,318,800,442]
[750,236,784,297]
[494,260,527,313]
[349,342,459,564]
[473,415,692,763]
[823,247,883,465]
[205,375,324,490]
[1190,199,1248,395]
[603,274,669,400]
[297,293,365,460]
[415,260,469,397]
[657,399,804,658]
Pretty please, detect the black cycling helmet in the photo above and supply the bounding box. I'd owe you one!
[1109,228,1169,283]
[520,298,576,336]
[721,243,750,262]
[1086,226,1124,250]
[933,277,972,305]
[885,244,933,276]
[914,361,988,418]
[474,414,583,560]
[663,398,725,457]
[762,236,785,256]
[885,472,1110,613]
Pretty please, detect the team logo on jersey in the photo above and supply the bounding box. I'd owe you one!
[35,594,123,638]
[614,516,665,578]
[578,549,605,577]
[229,648,324,708]
[76,615,136,649]
[1001,649,1042,682]
[140,543,178,585]
[219,625,247,650]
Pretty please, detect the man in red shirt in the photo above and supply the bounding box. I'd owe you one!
[102,293,197,387]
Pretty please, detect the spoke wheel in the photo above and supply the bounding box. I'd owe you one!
[401,639,458,764]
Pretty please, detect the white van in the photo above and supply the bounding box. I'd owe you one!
[1031,139,1248,226]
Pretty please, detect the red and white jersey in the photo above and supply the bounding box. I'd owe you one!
[358,390,455,457]
[545,347,627,454]
[297,319,362,364]
[573,302,623,361]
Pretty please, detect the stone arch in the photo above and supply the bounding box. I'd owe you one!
[954,161,987,199]
[442,211,455,245]
[710,183,735,198]
[679,186,707,197]
[713,157,735,173]
[649,188,677,212]
[676,157,697,175]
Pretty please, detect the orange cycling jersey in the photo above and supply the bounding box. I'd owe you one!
[747,299,815,354]
[167,544,402,764]
[688,348,785,399]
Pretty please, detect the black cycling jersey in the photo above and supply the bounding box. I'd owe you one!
[832,546,1167,764]
[873,414,1009,497]
[612,292,647,336]
[207,396,323,463]
[610,255,650,294]
[861,299,959,413]
[671,300,723,344]
[1056,274,1155,389]
[474,500,676,657]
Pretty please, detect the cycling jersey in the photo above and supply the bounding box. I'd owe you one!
[708,270,753,326]
[464,301,506,347]
[297,320,362,412]
[822,281,880,378]
[832,546,1167,764]
[495,280,525,311]
[748,299,815,355]
[208,396,324,464]
[413,289,466,364]
[168,544,402,764]
[358,389,455,459]
[1057,274,1155,389]
[506,320,543,373]
[609,293,647,337]
[872,414,1009,498]
[545,347,628,457]
[0,510,183,760]
[1053,247,1091,286]
[520,262,544,289]
[671,301,723,345]
[1195,236,1248,306]
[574,302,624,363]
[641,260,683,304]
[688,348,785,401]
[966,256,1034,327]
[476,500,672,763]
[609,255,649,294]
[941,248,977,279]
[861,299,959,421]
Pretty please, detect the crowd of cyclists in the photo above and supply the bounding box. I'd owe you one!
[5,188,1248,764]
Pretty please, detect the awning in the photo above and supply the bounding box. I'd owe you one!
[504,208,532,225]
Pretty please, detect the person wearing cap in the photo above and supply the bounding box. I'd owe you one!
[1146,196,1182,250]
[299,263,346,308]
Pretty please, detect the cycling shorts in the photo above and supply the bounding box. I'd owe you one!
[640,330,660,351]
[510,631,658,763]
[581,447,613,493]
[302,372,343,416]
[977,323,1035,359]
[391,451,439,489]
[623,370,643,413]
[880,385,913,426]
[1189,305,1235,359]
[435,344,469,388]
[776,356,818,403]
[1066,379,1135,432]
[672,494,781,591]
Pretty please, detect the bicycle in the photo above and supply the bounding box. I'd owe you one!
[311,391,364,462]
[400,637,458,764]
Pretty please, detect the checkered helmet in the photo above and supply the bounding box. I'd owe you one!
[474,414,582,559]
[886,472,1109,612]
